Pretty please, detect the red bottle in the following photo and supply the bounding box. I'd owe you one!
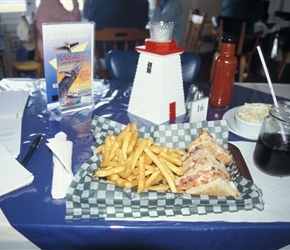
[209,37,237,107]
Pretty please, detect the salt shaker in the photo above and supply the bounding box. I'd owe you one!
[197,91,204,99]
[209,37,237,108]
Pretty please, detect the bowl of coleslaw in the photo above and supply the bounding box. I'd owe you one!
[234,103,271,137]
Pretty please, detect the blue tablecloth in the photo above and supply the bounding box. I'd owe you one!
[0,79,290,249]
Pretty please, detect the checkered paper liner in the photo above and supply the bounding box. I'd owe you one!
[65,115,264,220]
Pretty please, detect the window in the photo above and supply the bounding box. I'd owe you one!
[0,0,26,13]
[35,0,84,11]
[0,0,84,13]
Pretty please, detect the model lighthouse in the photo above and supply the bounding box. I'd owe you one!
[128,21,186,124]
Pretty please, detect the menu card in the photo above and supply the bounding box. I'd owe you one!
[0,144,34,197]
[42,21,95,112]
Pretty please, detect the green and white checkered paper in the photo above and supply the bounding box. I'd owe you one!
[66,115,264,220]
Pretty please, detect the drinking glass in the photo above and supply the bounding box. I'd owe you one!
[253,101,290,176]
[149,21,174,42]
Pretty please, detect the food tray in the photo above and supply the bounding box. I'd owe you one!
[66,116,264,220]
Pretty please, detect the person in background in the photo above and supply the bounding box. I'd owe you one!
[83,0,148,31]
[34,0,81,61]
[220,0,263,34]
[149,0,183,46]
[16,14,36,59]
[219,0,267,77]
[83,0,149,77]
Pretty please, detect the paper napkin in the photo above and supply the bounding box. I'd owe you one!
[46,132,73,199]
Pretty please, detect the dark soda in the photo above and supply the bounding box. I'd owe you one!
[253,133,290,176]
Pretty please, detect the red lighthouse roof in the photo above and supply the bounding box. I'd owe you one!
[136,39,184,55]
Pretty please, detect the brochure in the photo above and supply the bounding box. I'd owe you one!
[42,22,95,111]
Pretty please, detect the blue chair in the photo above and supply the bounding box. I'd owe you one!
[106,50,201,83]
[106,50,139,81]
[11,47,43,78]
[180,51,201,83]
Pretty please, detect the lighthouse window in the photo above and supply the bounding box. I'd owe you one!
[147,62,152,74]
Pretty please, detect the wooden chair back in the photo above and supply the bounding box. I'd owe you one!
[215,18,245,51]
[236,23,262,82]
[277,27,290,79]
[94,28,149,79]
[210,18,262,82]
[184,11,207,53]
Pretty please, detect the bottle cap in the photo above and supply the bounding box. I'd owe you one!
[221,36,237,44]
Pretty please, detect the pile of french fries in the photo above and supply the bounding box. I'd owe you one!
[93,123,186,194]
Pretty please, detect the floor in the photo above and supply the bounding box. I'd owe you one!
[196,51,290,84]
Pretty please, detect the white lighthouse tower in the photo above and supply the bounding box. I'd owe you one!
[128,22,186,124]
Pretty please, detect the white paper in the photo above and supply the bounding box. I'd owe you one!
[106,141,290,223]
[47,132,73,199]
[0,143,34,197]
[0,209,39,249]
[0,91,29,158]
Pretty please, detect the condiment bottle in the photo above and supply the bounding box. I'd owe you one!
[253,101,290,176]
[209,37,237,107]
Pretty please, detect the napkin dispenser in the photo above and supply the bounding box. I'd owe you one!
[128,21,186,124]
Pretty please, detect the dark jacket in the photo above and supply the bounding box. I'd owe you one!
[83,0,149,57]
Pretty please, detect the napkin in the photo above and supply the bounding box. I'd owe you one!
[47,132,73,199]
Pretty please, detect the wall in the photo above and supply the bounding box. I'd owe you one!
[0,1,36,78]
[0,0,289,78]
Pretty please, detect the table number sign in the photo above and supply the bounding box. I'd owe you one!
[189,97,209,123]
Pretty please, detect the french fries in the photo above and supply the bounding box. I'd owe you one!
[93,123,186,194]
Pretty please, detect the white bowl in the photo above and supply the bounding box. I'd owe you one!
[234,103,271,138]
